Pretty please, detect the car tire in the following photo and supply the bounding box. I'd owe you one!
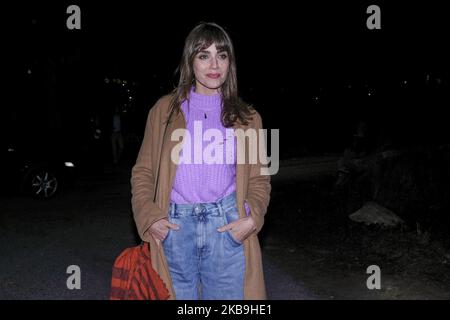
[28,169,59,199]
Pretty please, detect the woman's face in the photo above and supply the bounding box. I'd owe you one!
[193,43,230,95]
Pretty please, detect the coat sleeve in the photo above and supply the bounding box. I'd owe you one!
[130,99,167,242]
[245,112,272,234]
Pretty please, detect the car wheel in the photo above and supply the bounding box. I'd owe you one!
[30,169,59,199]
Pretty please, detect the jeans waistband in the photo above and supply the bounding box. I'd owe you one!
[169,191,237,217]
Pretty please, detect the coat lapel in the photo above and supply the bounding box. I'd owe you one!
[233,121,247,218]
[165,108,187,210]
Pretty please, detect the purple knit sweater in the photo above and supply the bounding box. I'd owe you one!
[170,88,250,215]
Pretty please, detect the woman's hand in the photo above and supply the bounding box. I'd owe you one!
[147,218,179,244]
[217,216,257,243]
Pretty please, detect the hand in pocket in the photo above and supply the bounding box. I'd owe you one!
[148,218,180,243]
[217,216,256,243]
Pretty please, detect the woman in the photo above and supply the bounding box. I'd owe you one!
[131,22,271,300]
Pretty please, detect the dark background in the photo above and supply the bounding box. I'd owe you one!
[5,1,449,163]
[1,0,450,301]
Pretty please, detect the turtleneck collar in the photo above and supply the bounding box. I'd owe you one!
[188,87,222,111]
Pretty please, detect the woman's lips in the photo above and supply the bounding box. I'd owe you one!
[206,74,220,79]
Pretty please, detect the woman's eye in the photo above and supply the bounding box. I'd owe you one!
[198,55,208,60]
[219,54,228,60]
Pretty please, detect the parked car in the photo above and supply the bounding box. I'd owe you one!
[1,142,78,199]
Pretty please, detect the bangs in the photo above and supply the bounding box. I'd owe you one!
[193,27,231,54]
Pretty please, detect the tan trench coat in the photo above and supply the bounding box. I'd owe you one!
[130,94,271,300]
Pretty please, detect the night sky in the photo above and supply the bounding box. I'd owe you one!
[7,1,449,159]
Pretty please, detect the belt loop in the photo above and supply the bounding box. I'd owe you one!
[217,200,224,217]
[169,202,174,217]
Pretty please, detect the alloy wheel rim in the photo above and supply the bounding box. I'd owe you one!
[31,171,58,198]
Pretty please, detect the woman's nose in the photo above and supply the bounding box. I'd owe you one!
[210,58,219,69]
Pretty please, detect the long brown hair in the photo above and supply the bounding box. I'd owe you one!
[168,22,254,127]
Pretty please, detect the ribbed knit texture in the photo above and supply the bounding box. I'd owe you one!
[170,88,238,204]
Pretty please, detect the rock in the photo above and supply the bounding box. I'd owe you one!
[349,201,404,227]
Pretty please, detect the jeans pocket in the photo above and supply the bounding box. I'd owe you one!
[226,230,242,246]
[162,228,172,244]
[223,208,242,246]
[162,216,174,244]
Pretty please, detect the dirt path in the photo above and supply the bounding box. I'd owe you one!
[262,236,450,300]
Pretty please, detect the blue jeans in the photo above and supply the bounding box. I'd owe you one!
[162,191,245,300]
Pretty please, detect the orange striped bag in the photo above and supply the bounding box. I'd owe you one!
[110,242,170,300]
